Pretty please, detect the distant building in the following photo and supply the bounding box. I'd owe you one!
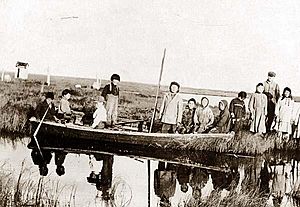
[4,74,12,82]
[15,61,29,79]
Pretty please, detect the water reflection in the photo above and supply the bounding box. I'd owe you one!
[24,136,300,206]
[87,154,114,201]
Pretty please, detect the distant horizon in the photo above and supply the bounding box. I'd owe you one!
[3,71,300,100]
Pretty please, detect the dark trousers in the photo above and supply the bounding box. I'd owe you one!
[266,101,276,132]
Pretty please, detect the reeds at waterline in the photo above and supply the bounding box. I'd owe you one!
[184,189,270,207]
[0,160,77,207]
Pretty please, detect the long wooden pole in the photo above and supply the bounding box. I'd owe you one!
[33,106,50,159]
[148,49,166,207]
[149,48,166,133]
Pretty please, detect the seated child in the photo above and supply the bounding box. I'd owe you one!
[210,100,231,133]
[34,92,58,122]
[91,96,107,129]
[57,89,74,123]
[194,97,214,133]
[177,98,196,134]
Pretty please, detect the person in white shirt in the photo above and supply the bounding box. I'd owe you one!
[92,96,107,129]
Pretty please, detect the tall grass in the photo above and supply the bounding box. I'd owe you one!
[184,189,270,207]
[0,78,298,155]
[0,160,76,207]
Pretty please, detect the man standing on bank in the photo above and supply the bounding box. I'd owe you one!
[263,71,280,132]
[101,74,120,127]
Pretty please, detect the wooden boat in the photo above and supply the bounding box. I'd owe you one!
[30,120,234,151]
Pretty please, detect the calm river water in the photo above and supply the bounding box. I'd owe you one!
[2,137,300,207]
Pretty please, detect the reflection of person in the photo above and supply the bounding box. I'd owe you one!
[34,92,58,121]
[263,71,280,133]
[101,74,120,127]
[194,97,214,133]
[176,165,192,193]
[31,149,52,176]
[248,83,268,134]
[259,160,272,194]
[54,151,67,176]
[96,155,114,200]
[159,82,183,133]
[211,168,239,192]
[189,168,209,200]
[154,162,177,207]
[229,91,247,133]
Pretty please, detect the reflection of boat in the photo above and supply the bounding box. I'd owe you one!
[30,120,233,151]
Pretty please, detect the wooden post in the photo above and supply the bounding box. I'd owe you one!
[46,67,50,86]
[1,69,4,81]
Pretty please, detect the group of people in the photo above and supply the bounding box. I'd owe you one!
[33,74,121,129]
[159,71,300,140]
[33,71,300,140]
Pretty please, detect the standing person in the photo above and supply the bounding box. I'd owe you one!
[229,91,247,133]
[194,97,214,133]
[101,74,120,127]
[294,106,300,139]
[274,87,294,139]
[177,98,197,134]
[211,100,231,133]
[248,83,268,134]
[264,71,280,132]
[159,82,183,133]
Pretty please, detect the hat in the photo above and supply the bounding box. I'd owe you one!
[268,71,276,77]
[256,82,264,87]
[45,92,54,100]
[99,96,105,102]
[111,74,120,82]
[62,89,71,96]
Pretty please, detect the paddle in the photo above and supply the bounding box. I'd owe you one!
[149,48,166,133]
[147,49,166,207]
[33,106,50,159]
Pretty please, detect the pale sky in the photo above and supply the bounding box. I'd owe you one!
[1,0,300,94]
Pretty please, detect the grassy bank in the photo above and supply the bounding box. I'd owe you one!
[0,77,159,135]
[0,76,298,155]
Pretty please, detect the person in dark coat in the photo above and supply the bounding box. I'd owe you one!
[211,100,231,133]
[178,98,196,134]
[263,71,280,132]
[229,91,247,133]
[34,92,58,121]
[101,74,120,127]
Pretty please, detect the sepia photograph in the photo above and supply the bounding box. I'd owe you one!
[1,0,300,206]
